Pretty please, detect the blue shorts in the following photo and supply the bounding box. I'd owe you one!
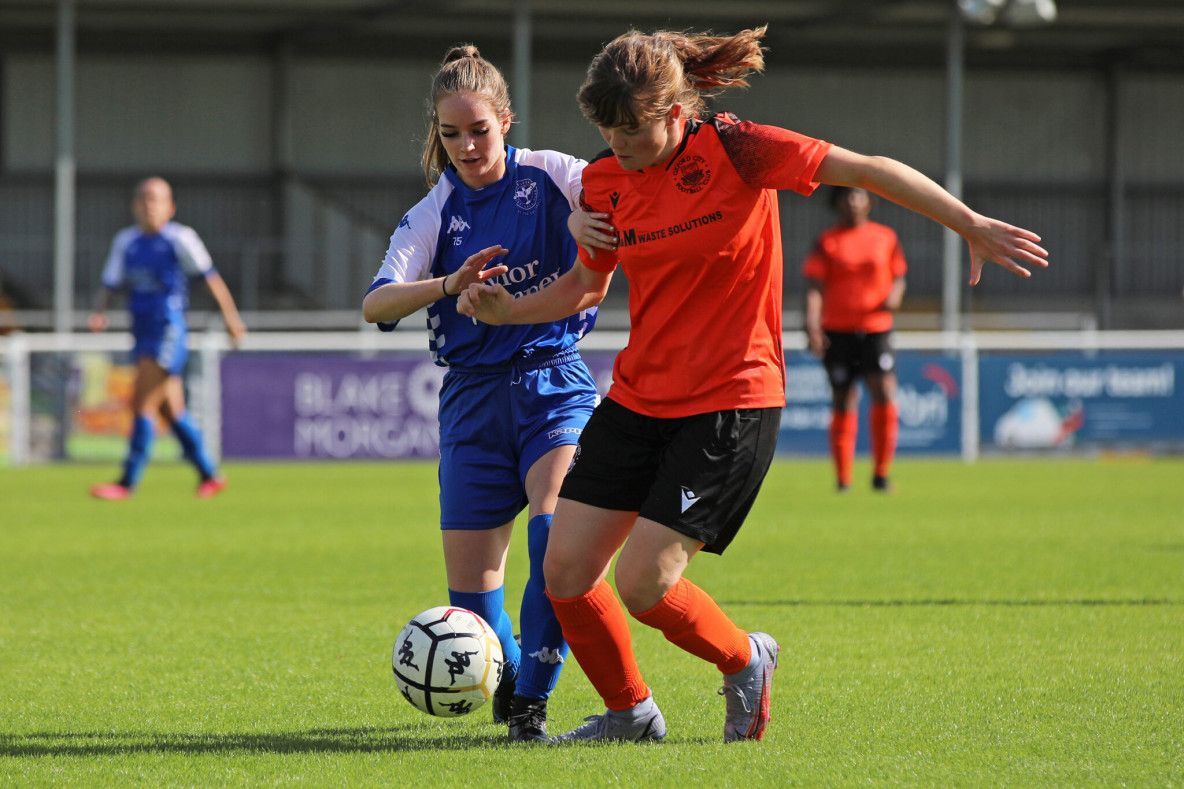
[132,318,188,375]
[438,347,598,530]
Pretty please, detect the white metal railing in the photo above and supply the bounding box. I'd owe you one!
[3,328,1183,466]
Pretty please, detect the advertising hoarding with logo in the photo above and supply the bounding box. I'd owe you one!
[780,350,962,455]
[220,347,1182,460]
[220,350,620,460]
[978,351,1184,450]
[221,353,446,459]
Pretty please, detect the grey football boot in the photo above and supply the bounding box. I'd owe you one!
[720,632,780,742]
[552,695,667,743]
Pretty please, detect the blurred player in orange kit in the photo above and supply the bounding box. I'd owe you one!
[804,186,907,493]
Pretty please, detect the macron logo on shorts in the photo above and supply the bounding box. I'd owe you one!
[680,486,700,514]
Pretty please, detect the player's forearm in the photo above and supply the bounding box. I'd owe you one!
[362,279,450,324]
[820,151,980,238]
[804,286,823,333]
[502,265,609,325]
[885,278,907,311]
[206,274,244,326]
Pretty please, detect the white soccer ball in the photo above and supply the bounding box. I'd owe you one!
[392,606,505,717]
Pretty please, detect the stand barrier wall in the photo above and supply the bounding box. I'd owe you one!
[3,330,1183,466]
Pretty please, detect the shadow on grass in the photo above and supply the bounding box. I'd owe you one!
[721,598,1178,607]
[0,725,506,757]
[1,727,716,756]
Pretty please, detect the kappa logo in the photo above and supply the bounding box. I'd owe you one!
[398,214,411,230]
[609,191,620,208]
[680,486,700,514]
[528,647,565,665]
[673,154,712,194]
[447,215,470,234]
[514,179,539,212]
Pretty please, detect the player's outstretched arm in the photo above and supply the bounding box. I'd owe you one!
[816,147,1049,285]
[363,245,509,324]
[458,260,612,326]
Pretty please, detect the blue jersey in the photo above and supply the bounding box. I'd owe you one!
[101,221,215,337]
[368,146,597,367]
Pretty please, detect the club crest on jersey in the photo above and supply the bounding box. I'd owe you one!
[513,179,539,213]
[673,154,712,194]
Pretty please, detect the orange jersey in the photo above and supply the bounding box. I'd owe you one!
[578,113,831,417]
[802,221,907,333]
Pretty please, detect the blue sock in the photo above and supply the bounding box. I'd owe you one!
[119,415,155,488]
[169,412,217,481]
[516,514,569,700]
[449,586,522,679]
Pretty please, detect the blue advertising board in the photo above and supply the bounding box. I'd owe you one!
[780,350,962,455]
[979,351,1184,450]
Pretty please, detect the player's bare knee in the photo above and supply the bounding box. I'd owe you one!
[614,565,672,614]
[543,548,586,599]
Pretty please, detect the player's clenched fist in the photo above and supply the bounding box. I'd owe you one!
[457,280,514,324]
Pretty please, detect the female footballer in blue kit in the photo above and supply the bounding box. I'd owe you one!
[362,45,599,741]
[89,177,246,500]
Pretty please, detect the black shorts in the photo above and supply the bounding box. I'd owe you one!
[823,330,896,388]
[558,398,780,555]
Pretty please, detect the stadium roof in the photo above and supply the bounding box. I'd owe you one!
[2,0,1183,69]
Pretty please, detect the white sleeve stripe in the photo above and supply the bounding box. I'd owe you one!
[167,224,214,276]
[100,227,135,288]
[374,179,451,285]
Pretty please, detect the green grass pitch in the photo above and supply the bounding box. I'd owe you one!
[2,458,1181,785]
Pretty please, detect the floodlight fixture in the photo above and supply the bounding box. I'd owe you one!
[958,0,1057,27]
[1004,0,1057,26]
[958,0,1006,25]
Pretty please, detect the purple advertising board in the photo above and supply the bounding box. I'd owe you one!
[221,350,620,460]
[221,353,446,459]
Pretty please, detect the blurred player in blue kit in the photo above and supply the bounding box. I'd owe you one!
[88,177,246,501]
[362,45,599,741]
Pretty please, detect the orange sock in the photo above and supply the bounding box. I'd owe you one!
[547,580,650,711]
[829,409,858,487]
[632,578,751,675]
[871,402,899,478]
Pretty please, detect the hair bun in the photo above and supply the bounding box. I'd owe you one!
[442,44,481,64]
